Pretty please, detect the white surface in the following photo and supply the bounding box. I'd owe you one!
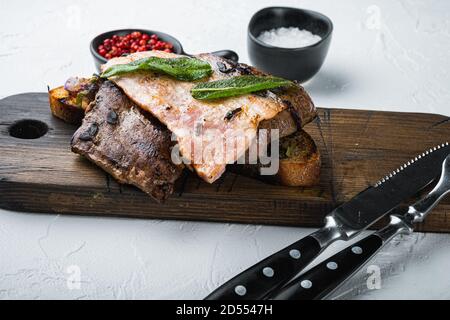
[1,0,450,300]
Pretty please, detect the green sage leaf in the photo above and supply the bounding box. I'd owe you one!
[191,75,292,100]
[101,57,212,81]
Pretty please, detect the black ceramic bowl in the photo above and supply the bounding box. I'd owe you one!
[90,28,238,72]
[248,7,333,82]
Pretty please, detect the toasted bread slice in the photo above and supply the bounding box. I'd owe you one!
[231,129,320,187]
[277,129,320,186]
[48,86,84,125]
[49,77,101,125]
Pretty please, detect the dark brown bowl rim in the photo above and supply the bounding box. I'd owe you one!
[248,7,333,52]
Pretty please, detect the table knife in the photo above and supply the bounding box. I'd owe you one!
[205,142,450,300]
[271,153,450,300]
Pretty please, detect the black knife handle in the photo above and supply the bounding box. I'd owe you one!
[270,234,383,300]
[205,235,322,300]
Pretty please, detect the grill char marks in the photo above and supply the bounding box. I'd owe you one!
[71,81,184,202]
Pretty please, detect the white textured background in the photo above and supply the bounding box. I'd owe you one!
[1,0,450,299]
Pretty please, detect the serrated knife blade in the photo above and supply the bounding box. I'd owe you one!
[323,142,450,241]
[270,154,450,301]
[206,142,450,300]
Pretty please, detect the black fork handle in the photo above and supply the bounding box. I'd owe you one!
[205,235,322,300]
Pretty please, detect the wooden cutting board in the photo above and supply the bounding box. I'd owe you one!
[1,93,449,232]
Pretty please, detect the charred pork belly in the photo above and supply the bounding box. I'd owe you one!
[71,81,184,202]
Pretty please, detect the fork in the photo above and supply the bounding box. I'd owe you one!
[270,154,450,300]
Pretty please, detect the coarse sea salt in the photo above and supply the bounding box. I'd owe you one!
[257,27,322,48]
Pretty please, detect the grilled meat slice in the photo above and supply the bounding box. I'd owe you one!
[71,81,184,202]
[201,54,316,137]
[103,51,316,183]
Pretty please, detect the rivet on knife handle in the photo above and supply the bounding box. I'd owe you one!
[204,235,322,300]
[270,234,385,300]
